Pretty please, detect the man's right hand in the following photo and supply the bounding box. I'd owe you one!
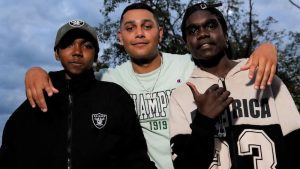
[25,67,59,112]
[187,82,233,119]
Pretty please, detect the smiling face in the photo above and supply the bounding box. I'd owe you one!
[55,37,96,79]
[185,10,227,61]
[118,9,163,64]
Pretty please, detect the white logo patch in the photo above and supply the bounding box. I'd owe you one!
[92,113,107,129]
[69,19,85,28]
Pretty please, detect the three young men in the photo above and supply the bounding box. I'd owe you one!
[24,3,278,169]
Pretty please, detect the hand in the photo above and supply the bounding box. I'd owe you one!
[187,82,233,119]
[25,67,58,112]
[240,42,277,90]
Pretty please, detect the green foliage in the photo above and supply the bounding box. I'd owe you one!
[96,0,300,109]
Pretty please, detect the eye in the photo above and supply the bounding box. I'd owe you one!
[186,25,199,35]
[66,43,75,48]
[83,42,94,49]
[143,24,153,30]
[205,20,219,31]
[125,26,135,32]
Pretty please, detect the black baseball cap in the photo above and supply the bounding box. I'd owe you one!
[54,19,99,53]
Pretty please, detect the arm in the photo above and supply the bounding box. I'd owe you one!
[25,67,58,112]
[116,87,157,169]
[170,111,216,169]
[0,101,29,169]
[241,42,278,90]
[169,83,233,169]
[0,116,15,169]
[271,76,300,167]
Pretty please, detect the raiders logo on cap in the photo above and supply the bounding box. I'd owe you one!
[69,19,85,28]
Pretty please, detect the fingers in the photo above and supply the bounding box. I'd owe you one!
[215,87,225,97]
[24,67,55,112]
[207,84,219,92]
[26,88,36,108]
[186,82,200,99]
[254,57,266,89]
[45,78,59,96]
[259,61,272,89]
[247,42,278,89]
[240,56,251,71]
[35,85,48,112]
[248,54,259,80]
[267,64,276,85]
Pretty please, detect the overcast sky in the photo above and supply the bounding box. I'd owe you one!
[0,0,299,143]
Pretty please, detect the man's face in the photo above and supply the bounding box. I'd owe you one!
[55,37,95,78]
[185,10,227,60]
[118,9,163,63]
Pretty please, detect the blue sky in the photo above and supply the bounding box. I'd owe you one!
[0,0,300,144]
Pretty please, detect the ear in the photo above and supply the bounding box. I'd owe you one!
[185,44,191,52]
[224,33,228,42]
[158,27,164,43]
[117,31,123,45]
[54,51,60,61]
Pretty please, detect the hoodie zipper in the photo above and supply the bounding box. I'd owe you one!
[66,81,73,169]
[219,77,238,169]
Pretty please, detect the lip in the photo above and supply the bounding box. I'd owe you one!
[131,41,149,47]
[69,61,83,66]
[196,40,215,49]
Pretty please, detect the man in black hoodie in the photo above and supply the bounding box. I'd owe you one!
[0,19,156,169]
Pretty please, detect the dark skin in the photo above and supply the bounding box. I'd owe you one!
[184,10,236,118]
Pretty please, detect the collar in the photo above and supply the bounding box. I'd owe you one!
[190,59,246,79]
[49,69,96,95]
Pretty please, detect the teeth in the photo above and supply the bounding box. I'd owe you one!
[202,44,209,47]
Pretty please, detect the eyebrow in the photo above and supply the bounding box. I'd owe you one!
[123,19,154,26]
[185,18,218,28]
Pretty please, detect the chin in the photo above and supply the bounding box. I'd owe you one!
[193,54,213,60]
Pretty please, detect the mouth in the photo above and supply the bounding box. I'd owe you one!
[197,41,215,49]
[69,61,83,66]
[131,41,149,47]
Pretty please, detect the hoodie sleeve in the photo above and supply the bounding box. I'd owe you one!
[271,75,300,168]
[0,101,31,169]
[169,94,216,169]
[113,85,157,169]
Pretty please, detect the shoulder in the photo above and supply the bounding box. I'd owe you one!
[5,100,36,128]
[162,52,193,63]
[94,80,127,93]
[97,61,132,84]
[161,52,195,80]
[93,81,132,104]
[172,82,191,98]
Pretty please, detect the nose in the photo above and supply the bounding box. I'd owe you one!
[196,28,209,40]
[72,43,83,57]
[135,26,145,38]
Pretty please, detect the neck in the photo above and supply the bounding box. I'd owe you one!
[132,53,162,74]
[194,53,237,78]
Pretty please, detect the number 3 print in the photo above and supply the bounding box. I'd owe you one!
[210,129,277,169]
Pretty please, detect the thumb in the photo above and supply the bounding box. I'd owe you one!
[186,82,201,100]
[49,78,59,93]
[45,78,59,97]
